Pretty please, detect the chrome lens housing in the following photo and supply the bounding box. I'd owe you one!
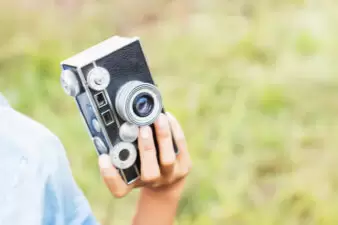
[115,81,162,126]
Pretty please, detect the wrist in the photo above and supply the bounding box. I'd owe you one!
[133,181,185,225]
[140,178,186,202]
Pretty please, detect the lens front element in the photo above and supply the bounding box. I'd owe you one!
[133,93,154,117]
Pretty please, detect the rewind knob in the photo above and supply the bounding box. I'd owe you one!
[87,67,111,91]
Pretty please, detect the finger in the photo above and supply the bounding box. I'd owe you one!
[154,113,176,176]
[166,112,192,177]
[98,154,132,198]
[138,126,161,183]
[133,179,145,189]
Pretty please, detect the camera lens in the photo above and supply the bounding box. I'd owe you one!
[132,93,154,117]
[115,81,162,126]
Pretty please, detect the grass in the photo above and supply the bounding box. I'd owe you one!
[1,0,338,224]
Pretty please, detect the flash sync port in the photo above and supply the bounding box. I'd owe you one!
[102,110,114,126]
[94,92,107,108]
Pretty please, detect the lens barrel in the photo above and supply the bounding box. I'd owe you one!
[115,81,162,126]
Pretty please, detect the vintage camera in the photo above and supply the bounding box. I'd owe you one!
[60,36,178,184]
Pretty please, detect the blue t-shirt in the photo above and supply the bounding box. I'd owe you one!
[0,94,99,225]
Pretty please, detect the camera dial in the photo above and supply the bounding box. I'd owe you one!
[110,142,137,169]
[92,118,101,133]
[119,122,138,142]
[93,136,108,154]
[87,67,111,91]
[60,70,80,97]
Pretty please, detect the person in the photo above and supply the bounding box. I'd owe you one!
[0,92,192,225]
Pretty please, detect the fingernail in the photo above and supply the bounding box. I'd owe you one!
[166,112,174,121]
[158,113,167,129]
[99,154,112,169]
[140,126,150,139]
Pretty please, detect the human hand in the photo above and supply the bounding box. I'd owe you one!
[98,112,192,199]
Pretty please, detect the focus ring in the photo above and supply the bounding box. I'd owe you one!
[115,81,162,126]
[115,81,141,121]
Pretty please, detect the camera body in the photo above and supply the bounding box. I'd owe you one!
[60,36,177,184]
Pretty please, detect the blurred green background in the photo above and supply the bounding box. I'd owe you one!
[2,0,338,224]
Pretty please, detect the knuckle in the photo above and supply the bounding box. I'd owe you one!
[142,140,155,152]
[187,160,193,171]
[102,169,118,178]
[151,181,163,188]
[176,137,187,149]
[142,140,155,151]
[143,146,156,153]
[166,175,176,184]
[161,151,176,166]
[113,190,127,198]
[180,165,192,177]
[141,173,161,183]
[157,126,171,139]
[161,157,175,167]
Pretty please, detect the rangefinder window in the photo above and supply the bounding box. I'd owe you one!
[94,92,107,108]
[101,110,114,126]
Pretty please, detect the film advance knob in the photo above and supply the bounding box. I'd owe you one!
[60,70,80,97]
[110,142,137,169]
[119,122,138,142]
[87,67,111,91]
[93,137,108,154]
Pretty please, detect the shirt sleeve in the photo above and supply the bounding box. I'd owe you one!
[0,107,100,225]
[42,135,100,225]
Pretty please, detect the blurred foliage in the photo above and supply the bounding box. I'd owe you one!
[2,0,338,224]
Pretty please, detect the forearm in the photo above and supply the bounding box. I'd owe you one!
[132,189,180,225]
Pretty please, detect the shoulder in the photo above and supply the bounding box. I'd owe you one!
[0,107,73,223]
[0,107,65,174]
[0,107,99,224]
[0,106,58,140]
